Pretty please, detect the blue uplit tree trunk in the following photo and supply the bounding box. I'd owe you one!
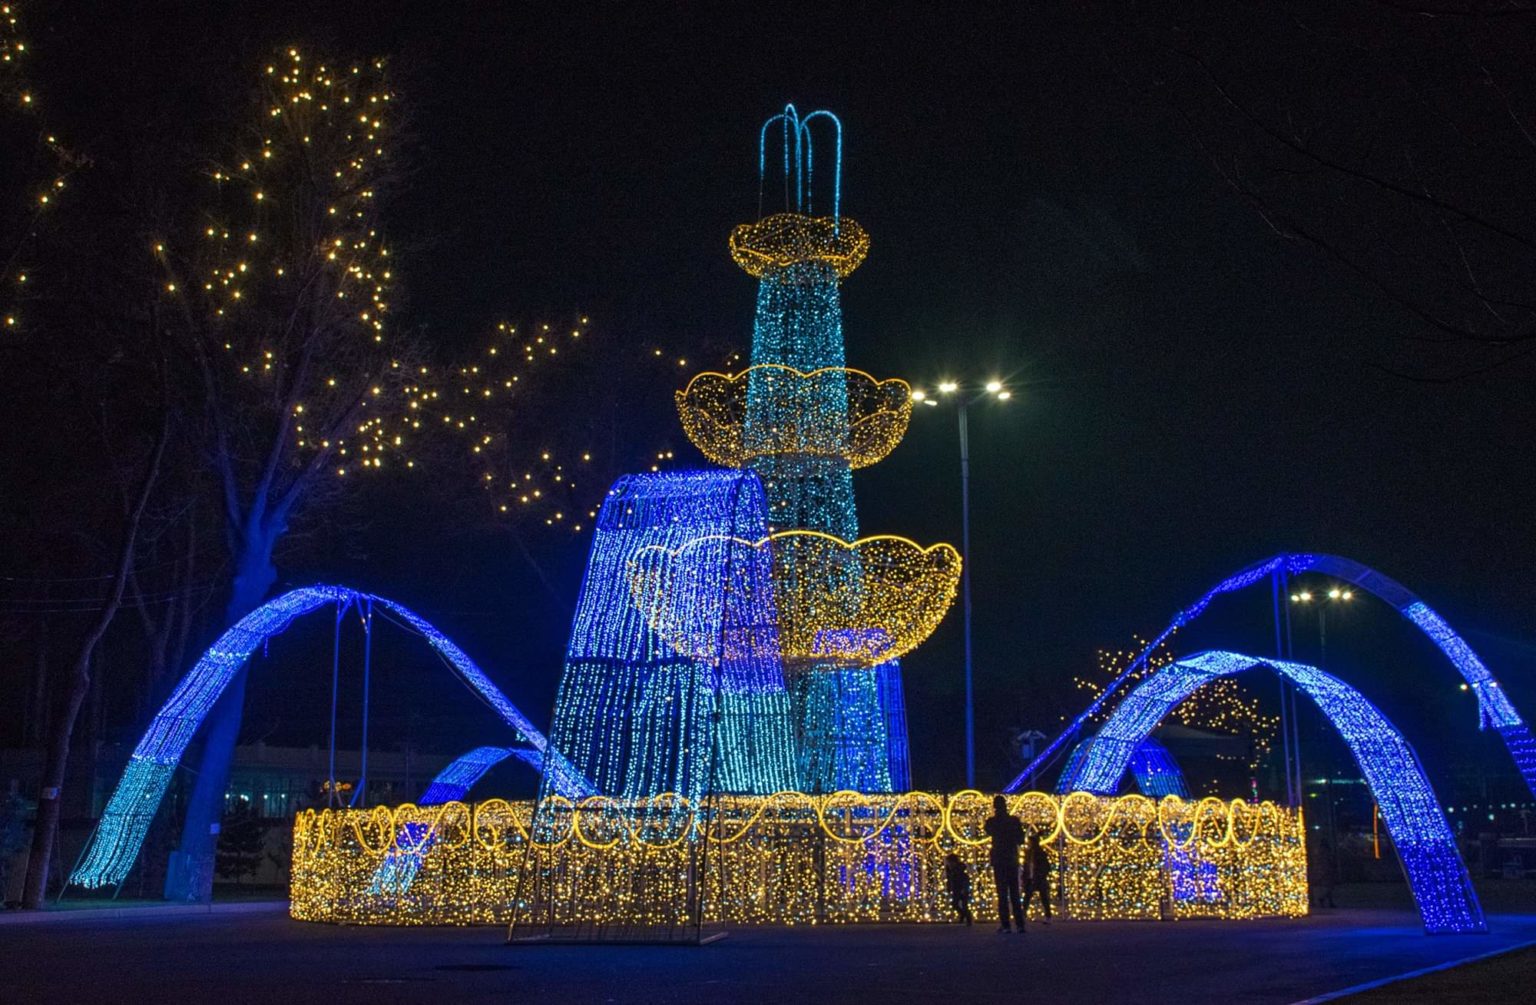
[156,49,409,901]
[162,524,277,900]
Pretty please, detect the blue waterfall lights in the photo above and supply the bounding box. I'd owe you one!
[547,469,798,804]
[1013,552,1535,798]
[1064,649,1486,935]
[69,586,567,890]
[757,104,842,225]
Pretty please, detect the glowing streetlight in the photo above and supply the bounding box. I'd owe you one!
[909,377,1011,788]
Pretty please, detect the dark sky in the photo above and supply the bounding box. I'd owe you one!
[20,2,1536,794]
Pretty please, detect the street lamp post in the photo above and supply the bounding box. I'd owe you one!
[1289,584,1354,876]
[912,378,1010,789]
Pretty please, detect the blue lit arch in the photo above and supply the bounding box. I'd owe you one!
[417,745,543,805]
[1066,649,1484,934]
[1009,553,1536,797]
[1062,736,1192,799]
[367,744,548,896]
[69,586,579,890]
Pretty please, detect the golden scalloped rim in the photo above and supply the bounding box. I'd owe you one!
[729,213,869,278]
[629,530,961,669]
[675,364,911,469]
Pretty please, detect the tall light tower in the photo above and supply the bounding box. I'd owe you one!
[912,379,1011,788]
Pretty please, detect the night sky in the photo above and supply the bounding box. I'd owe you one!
[11,3,1536,796]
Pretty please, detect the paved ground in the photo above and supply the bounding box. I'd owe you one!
[1344,945,1536,1003]
[4,907,1536,1003]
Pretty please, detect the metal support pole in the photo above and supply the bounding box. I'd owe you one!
[327,601,343,808]
[353,599,374,809]
[959,401,975,789]
[1273,570,1294,807]
[1284,596,1303,807]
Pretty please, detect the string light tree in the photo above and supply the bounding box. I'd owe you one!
[673,105,961,791]
[0,2,87,334]
[149,47,591,902]
[1067,638,1281,794]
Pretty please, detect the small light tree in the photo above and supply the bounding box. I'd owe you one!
[1075,638,1279,774]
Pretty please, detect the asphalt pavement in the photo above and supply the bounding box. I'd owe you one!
[5,907,1535,1003]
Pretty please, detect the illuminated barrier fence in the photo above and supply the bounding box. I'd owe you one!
[290,791,1305,926]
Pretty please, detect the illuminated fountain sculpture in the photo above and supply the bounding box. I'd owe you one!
[667,105,960,792]
[74,106,1513,940]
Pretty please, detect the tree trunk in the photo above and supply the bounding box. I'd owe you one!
[21,416,169,909]
[162,528,276,903]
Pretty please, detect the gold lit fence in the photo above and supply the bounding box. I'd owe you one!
[289,791,1306,926]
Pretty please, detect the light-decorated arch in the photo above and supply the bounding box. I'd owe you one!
[417,745,543,805]
[1009,553,1535,797]
[1065,649,1484,934]
[68,585,586,890]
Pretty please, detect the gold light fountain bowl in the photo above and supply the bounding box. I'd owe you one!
[675,364,912,470]
[729,213,870,279]
[628,530,961,670]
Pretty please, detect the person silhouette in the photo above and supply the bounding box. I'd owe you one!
[943,852,973,925]
[983,794,1027,933]
[1024,830,1053,923]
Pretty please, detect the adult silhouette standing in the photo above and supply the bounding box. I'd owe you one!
[983,794,1027,932]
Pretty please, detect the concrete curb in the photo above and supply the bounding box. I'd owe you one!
[0,899,287,925]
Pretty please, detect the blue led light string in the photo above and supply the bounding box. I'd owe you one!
[1012,553,1534,797]
[757,105,843,220]
[1128,737,1192,799]
[739,106,907,793]
[1065,649,1486,934]
[416,745,545,806]
[544,469,796,806]
[876,660,912,791]
[366,744,549,897]
[70,585,568,890]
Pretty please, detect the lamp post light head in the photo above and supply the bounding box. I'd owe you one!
[996,390,1011,400]
[1291,585,1353,606]
[938,380,958,394]
[985,380,1002,393]
[911,389,926,402]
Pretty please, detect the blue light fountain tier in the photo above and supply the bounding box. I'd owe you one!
[686,104,939,793]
